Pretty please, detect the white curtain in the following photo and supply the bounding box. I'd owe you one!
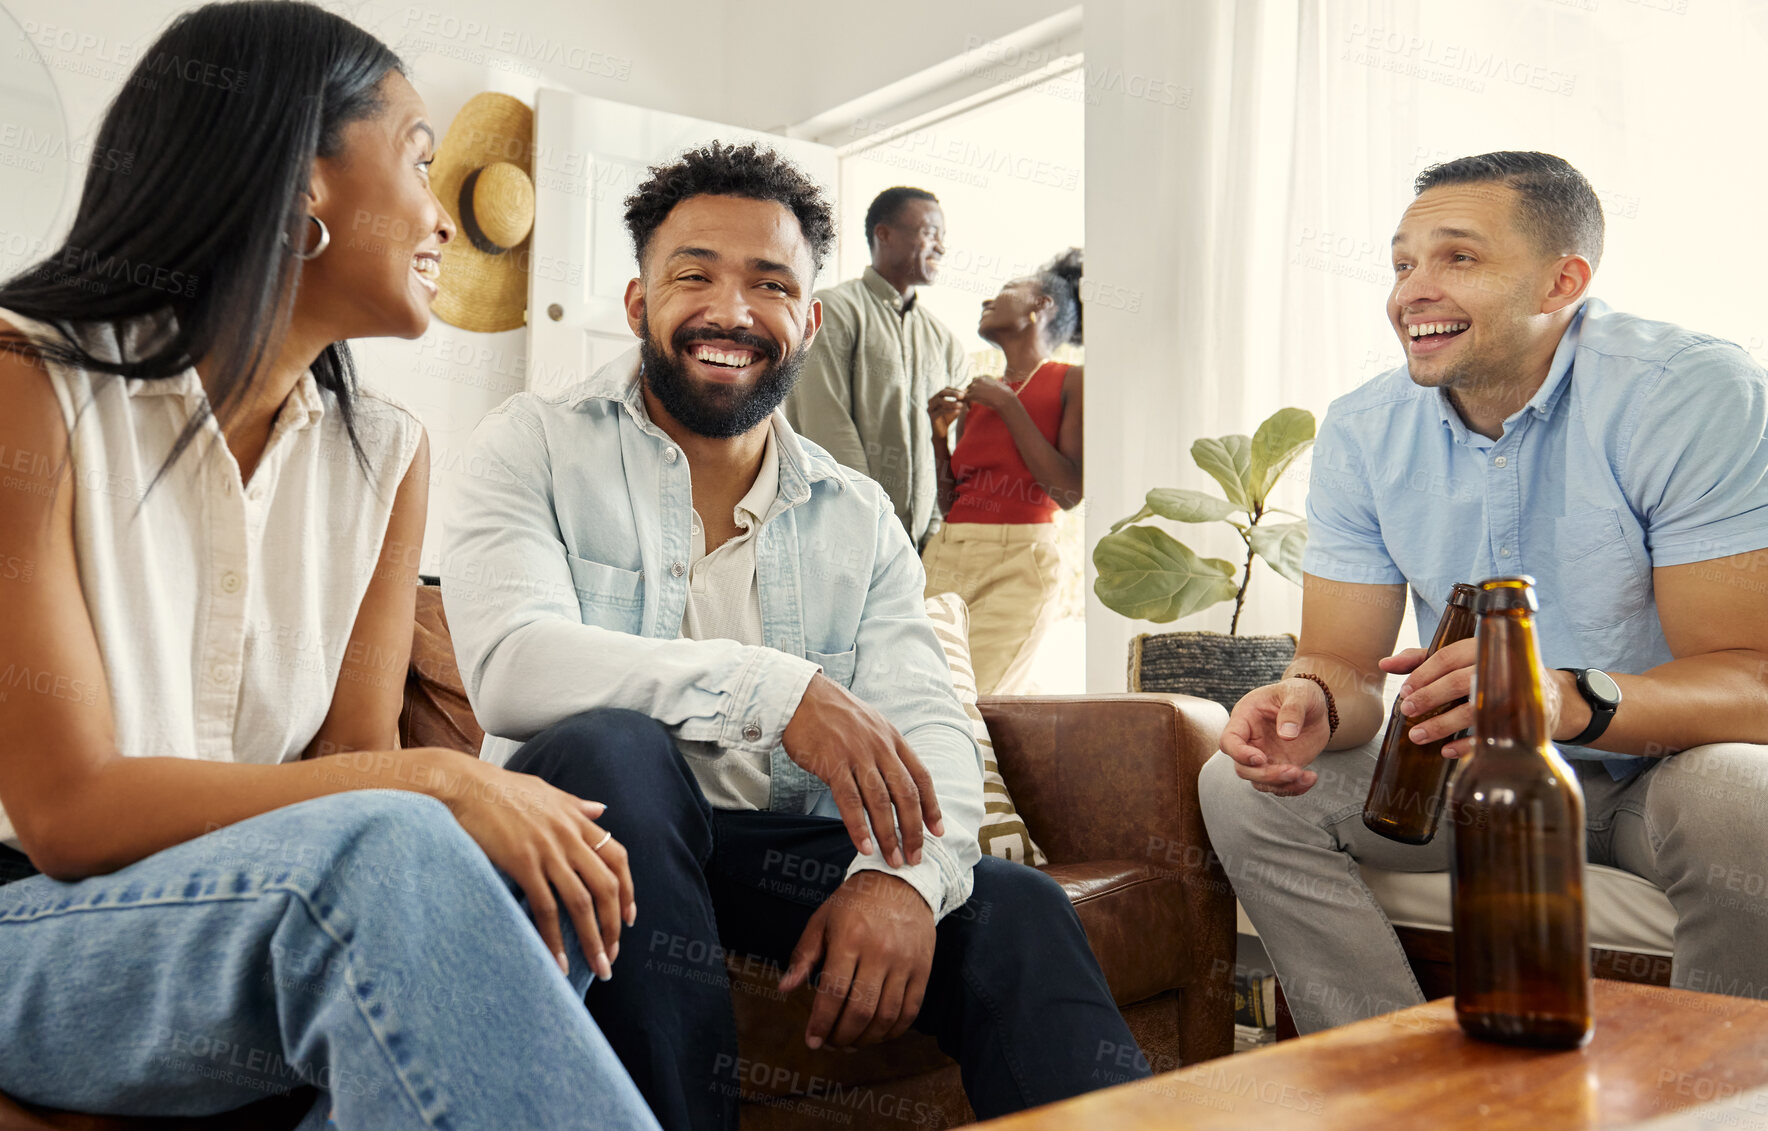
[1083,0,1768,691]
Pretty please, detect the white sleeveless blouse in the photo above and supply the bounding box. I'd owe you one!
[0,309,423,847]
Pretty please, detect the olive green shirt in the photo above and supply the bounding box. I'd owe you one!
[785,266,969,546]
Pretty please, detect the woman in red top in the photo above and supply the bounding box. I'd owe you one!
[923,249,1084,694]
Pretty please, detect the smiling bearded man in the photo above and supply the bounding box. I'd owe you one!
[441,142,1143,1131]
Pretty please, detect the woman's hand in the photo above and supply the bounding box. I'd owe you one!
[928,386,966,442]
[441,757,635,981]
[960,376,1019,414]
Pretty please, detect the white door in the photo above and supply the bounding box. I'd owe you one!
[526,89,839,397]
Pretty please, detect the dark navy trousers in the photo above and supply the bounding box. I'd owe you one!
[506,708,1146,1131]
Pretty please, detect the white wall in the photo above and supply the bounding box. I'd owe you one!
[6,0,1074,568]
[725,1,1080,132]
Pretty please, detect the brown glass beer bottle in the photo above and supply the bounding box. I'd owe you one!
[1450,576,1592,1049]
[1362,583,1480,844]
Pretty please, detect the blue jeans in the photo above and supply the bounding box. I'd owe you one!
[0,790,659,1130]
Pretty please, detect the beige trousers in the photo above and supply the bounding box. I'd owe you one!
[921,522,1062,695]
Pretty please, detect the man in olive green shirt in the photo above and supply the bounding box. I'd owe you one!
[785,187,970,547]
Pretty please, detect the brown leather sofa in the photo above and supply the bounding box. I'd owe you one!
[2,587,1235,1131]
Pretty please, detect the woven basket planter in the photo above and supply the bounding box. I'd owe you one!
[1128,631,1297,713]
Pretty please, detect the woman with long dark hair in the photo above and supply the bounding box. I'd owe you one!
[923,249,1084,695]
[0,3,656,1127]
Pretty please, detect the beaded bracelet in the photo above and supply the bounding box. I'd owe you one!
[1292,673,1339,738]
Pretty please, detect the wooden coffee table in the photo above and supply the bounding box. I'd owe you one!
[975,980,1768,1129]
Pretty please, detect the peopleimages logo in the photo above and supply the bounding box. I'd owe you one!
[15,19,135,65]
[1342,22,1579,97]
[398,7,632,79]
[46,244,199,299]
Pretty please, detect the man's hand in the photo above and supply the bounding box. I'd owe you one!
[779,872,936,1049]
[1387,638,1589,755]
[1379,639,1474,759]
[928,387,966,443]
[782,673,945,868]
[1220,678,1334,795]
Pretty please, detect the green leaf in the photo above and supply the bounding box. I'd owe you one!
[1247,521,1309,587]
[1143,487,1241,523]
[1091,526,1240,623]
[1247,408,1316,508]
[1108,503,1154,534]
[1191,434,1253,512]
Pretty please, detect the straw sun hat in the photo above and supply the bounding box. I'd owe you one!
[430,93,535,333]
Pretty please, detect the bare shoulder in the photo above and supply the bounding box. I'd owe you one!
[0,319,72,465]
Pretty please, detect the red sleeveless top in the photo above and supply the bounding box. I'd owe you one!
[945,361,1070,525]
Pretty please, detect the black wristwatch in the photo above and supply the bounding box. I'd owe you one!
[1558,668,1622,747]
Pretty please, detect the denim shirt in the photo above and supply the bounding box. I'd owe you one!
[1305,299,1768,779]
[441,349,983,919]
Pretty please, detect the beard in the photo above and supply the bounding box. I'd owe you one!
[639,314,807,439]
[1405,291,1537,396]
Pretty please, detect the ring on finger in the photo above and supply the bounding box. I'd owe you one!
[591,830,613,852]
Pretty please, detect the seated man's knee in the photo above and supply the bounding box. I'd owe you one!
[509,708,677,788]
[965,857,1072,928]
[508,708,703,836]
[1649,742,1768,865]
[1198,751,1259,851]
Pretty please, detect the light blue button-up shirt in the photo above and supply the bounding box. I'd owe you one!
[441,349,984,918]
[1304,299,1768,778]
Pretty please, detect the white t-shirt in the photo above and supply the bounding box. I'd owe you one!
[676,423,778,810]
[0,309,423,848]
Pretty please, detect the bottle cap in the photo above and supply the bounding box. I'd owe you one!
[1446,582,1480,608]
[1476,576,1538,613]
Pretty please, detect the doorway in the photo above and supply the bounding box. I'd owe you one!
[839,67,1086,693]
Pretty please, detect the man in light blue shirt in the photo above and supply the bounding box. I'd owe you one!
[442,142,1139,1131]
[1199,151,1768,1034]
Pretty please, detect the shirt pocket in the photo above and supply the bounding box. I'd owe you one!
[1553,507,1650,631]
[565,553,645,633]
[806,647,858,689]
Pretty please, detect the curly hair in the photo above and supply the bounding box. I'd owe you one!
[1034,247,1083,347]
[623,142,836,276]
[1415,151,1604,270]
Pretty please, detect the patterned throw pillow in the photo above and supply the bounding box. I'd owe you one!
[924,592,1048,866]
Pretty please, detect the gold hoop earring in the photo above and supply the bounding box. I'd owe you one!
[1028,311,1038,325]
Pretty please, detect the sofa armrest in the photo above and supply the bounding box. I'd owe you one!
[979,693,1236,1058]
[977,693,1228,870]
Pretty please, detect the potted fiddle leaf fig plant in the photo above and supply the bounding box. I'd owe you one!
[1092,406,1315,710]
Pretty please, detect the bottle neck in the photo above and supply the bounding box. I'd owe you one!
[1431,600,1478,651]
[1472,608,1550,750]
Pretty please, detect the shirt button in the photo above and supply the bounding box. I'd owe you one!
[742,723,763,743]
[1500,546,1512,557]
[1493,456,1508,468]
[671,561,686,578]
[210,664,228,684]
[664,447,678,463]
[219,571,242,595]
